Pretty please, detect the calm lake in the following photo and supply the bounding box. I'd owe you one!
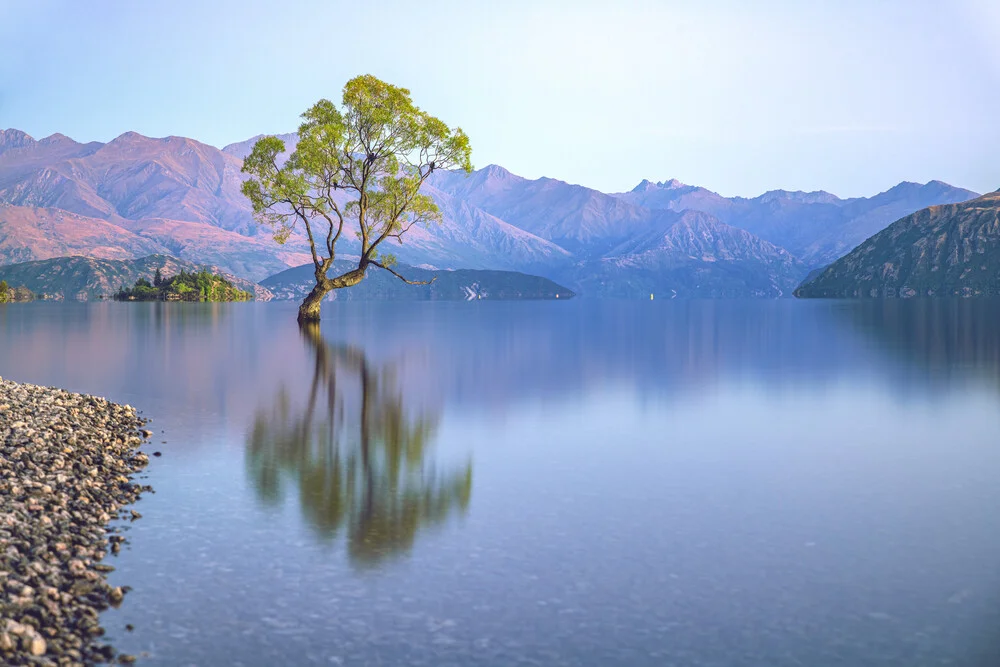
[1,299,999,666]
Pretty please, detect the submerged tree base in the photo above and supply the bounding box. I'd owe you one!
[297,309,322,323]
[297,286,329,323]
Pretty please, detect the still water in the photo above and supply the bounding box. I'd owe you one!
[1,299,999,666]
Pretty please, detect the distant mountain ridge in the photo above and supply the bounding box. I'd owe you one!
[615,177,979,267]
[571,210,805,298]
[796,190,1000,298]
[222,133,298,163]
[261,261,573,301]
[0,127,980,298]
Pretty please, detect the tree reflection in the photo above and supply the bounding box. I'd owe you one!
[246,323,472,567]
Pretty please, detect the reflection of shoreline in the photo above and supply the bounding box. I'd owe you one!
[245,323,472,568]
[0,302,250,419]
[833,299,1000,391]
[4,300,997,453]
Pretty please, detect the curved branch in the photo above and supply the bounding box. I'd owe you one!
[291,201,323,270]
[370,260,436,286]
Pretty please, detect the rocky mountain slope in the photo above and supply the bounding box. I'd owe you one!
[569,211,806,297]
[261,261,573,301]
[0,129,308,279]
[795,191,1000,298]
[429,165,671,256]
[0,254,271,301]
[0,203,304,279]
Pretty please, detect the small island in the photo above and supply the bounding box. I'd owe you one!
[0,280,34,303]
[114,269,253,302]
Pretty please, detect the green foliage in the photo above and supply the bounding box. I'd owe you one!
[240,74,473,316]
[0,280,34,303]
[114,269,253,302]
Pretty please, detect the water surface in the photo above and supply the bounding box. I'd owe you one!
[1,299,998,666]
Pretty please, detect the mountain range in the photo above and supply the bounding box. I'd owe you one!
[0,127,981,297]
[796,190,1000,298]
[615,177,978,267]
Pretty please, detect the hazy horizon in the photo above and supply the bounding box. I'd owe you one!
[2,0,997,198]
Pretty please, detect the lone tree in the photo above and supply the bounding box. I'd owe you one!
[241,74,472,323]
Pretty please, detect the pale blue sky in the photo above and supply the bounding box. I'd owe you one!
[1,0,997,197]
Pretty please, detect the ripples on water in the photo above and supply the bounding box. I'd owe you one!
[0,299,998,666]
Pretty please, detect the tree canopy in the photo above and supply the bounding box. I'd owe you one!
[241,74,473,322]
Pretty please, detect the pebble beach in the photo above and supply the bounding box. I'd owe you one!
[1,376,151,665]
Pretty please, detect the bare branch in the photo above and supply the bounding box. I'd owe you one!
[370,260,436,285]
[364,171,435,258]
[293,201,323,270]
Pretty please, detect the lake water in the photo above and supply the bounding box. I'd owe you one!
[1,299,999,666]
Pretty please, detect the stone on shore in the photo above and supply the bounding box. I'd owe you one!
[0,375,151,665]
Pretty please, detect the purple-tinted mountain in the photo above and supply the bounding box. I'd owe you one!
[0,128,980,297]
[222,133,299,163]
[570,210,806,298]
[429,165,674,255]
[615,178,979,268]
[0,130,572,281]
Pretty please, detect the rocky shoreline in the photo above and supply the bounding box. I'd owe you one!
[1,376,151,665]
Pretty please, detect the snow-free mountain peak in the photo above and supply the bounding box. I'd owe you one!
[221,132,299,160]
[109,130,147,144]
[0,129,36,154]
[630,178,687,193]
[754,189,841,205]
[38,133,76,146]
[481,163,514,179]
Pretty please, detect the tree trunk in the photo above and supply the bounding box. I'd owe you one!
[297,265,367,324]
[297,283,331,323]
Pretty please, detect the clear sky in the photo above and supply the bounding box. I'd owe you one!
[1,0,997,197]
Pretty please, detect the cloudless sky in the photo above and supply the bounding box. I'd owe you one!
[1,0,997,197]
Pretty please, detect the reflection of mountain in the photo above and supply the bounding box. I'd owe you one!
[245,323,472,567]
[833,299,1000,390]
[316,301,877,405]
[3,300,998,463]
